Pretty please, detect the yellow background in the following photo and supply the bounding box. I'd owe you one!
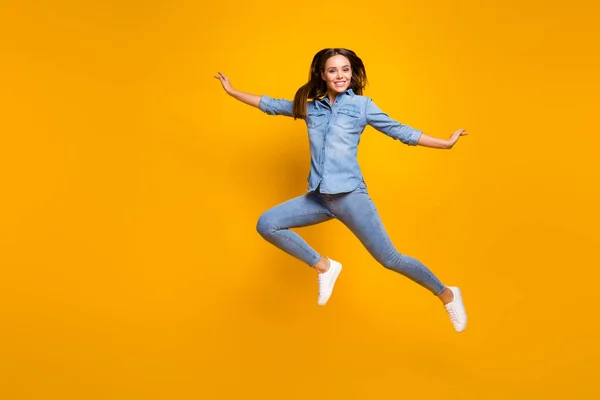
[1,0,599,398]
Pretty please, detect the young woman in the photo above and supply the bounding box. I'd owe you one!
[214,48,468,332]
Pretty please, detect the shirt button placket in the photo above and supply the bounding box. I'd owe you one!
[320,113,329,190]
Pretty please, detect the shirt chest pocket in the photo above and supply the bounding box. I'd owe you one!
[334,106,360,130]
[307,111,327,129]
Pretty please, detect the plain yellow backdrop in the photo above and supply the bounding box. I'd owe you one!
[1,0,599,399]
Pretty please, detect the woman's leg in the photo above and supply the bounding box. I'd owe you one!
[330,186,446,296]
[323,184,467,330]
[256,192,335,268]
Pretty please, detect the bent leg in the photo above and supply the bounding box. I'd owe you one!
[256,192,335,267]
[333,190,446,296]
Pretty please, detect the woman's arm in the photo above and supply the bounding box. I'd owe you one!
[214,72,261,108]
[228,89,261,108]
[417,129,468,149]
[214,72,294,117]
[365,99,468,149]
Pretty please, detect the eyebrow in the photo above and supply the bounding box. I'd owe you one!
[327,65,351,69]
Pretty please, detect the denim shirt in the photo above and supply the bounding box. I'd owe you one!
[258,88,422,194]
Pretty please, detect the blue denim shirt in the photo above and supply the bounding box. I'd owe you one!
[258,88,422,194]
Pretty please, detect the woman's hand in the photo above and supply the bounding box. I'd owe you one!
[214,72,233,95]
[417,128,469,149]
[448,128,468,148]
[213,72,262,108]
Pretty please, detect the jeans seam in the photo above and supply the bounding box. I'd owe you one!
[272,230,317,259]
[273,209,333,227]
[269,210,333,263]
[367,196,443,294]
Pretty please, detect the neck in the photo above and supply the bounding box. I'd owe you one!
[327,91,339,104]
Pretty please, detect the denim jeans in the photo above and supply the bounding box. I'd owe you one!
[256,181,446,296]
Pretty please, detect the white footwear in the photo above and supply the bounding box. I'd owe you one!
[444,286,468,332]
[317,258,342,306]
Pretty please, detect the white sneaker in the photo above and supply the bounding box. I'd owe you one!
[444,286,467,332]
[317,258,342,306]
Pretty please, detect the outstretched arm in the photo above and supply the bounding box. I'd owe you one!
[214,71,294,117]
[366,98,468,149]
[417,129,468,149]
[214,72,261,108]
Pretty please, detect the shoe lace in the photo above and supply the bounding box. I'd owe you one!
[317,273,325,288]
[446,305,459,322]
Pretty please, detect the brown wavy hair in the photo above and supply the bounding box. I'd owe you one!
[292,48,368,119]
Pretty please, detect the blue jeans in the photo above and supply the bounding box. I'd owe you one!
[256,181,446,296]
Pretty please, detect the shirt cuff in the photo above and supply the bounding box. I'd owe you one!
[408,129,423,146]
[258,95,271,114]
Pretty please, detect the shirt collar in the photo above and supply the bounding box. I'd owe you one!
[319,88,355,105]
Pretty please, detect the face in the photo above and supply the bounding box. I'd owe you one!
[321,54,352,95]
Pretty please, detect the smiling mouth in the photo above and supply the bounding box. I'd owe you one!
[334,81,346,86]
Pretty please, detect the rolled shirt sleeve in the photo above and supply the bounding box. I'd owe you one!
[258,95,294,117]
[365,98,422,145]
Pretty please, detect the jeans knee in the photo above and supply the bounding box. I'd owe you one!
[380,251,405,271]
[256,213,274,238]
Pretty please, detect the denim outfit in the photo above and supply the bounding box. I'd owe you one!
[258,88,422,194]
[255,89,445,296]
